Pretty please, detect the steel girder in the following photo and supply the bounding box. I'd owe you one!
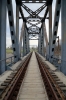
[44,23,48,49]
[22,0,46,3]
[48,4,52,61]
[23,23,29,56]
[17,0,52,4]
[38,28,44,55]
[19,7,26,21]
[50,0,61,62]
[38,32,42,54]
[16,5,20,59]
[41,30,44,56]
[61,0,66,75]
[22,3,46,19]
[7,0,19,62]
[23,23,26,56]
[20,22,25,57]
[0,0,7,74]
[26,30,30,53]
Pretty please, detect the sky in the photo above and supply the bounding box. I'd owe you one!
[6,0,61,48]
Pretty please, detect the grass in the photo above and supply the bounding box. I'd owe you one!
[6,49,13,54]
[6,48,23,54]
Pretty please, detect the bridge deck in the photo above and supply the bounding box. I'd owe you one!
[17,52,48,100]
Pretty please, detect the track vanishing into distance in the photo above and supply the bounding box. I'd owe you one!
[0,52,66,100]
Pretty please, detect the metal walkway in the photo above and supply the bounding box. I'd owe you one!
[17,52,48,100]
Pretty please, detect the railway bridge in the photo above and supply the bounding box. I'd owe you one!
[0,0,66,100]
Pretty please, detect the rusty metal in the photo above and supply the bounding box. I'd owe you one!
[0,52,32,100]
[35,52,66,100]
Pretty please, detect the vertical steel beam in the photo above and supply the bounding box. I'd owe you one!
[39,28,44,56]
[23,23,27,56]
[61,0,66,75]
[44,23,48,48]
[26,31,29,53]
[0,0,7,74]
[39,30,42,54]
[23,28,26,56]
[20,23,24,57]
[25,31,27,54]
[41,29,43,55]
[50,0,61,62]
[38,38,39,52]
[25,29,28,54]
[38,32,40,53]
[42,22,44,56]
[16,4,20,59]
[48,4,52,60]
[40,29,42,55]
[7,0,18,62]
[44,23,49,58]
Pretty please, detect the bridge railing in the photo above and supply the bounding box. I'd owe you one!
[0,56,16,67]
[45,54,66,70]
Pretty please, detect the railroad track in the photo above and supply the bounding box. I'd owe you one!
[0,52,32,100]
[35,52,66,100]
[0,51,66,100]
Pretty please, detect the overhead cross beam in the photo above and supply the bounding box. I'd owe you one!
[27,4,46,18]
[27,20,41,26]
[27,19,41,22]
[29,33,39,39]
[28,28,37,32]
[28,27,39,33]
[34,4,46,15]
[22,3,46,18]
[27,21,40,29]
[28,25,39,30]
[22,0,46,3]
[28,31,39,34]
[22,3,34,16]
[29,38,38,40]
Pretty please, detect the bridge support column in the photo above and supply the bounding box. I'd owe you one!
[25,29,28,54]
[61,0,66,75]
[20,23,24,57]
[38,33,40,53]
[38,31,42,54]
[42,22,45,56]
[23,24,27,56]
[40,30,42,55]
[48,4,52,61]
[39,28,44,56]
[0,0,7,74]
[26,32,29,53]
[16,5,20,59]
[38,38,39,53]
[23,25,26,56]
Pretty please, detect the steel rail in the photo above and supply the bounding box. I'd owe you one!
[35,52,66,100]
[0,52,32,100]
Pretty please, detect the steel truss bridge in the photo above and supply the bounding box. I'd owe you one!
[0,0,66,99]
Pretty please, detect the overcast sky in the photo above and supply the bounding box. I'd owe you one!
[6,0,61,47]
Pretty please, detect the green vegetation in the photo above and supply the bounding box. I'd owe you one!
[6,47,23,54]
[6,48,13,54]
[30,47,38,52]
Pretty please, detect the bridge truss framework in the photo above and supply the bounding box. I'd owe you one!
[0,0,66,75]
